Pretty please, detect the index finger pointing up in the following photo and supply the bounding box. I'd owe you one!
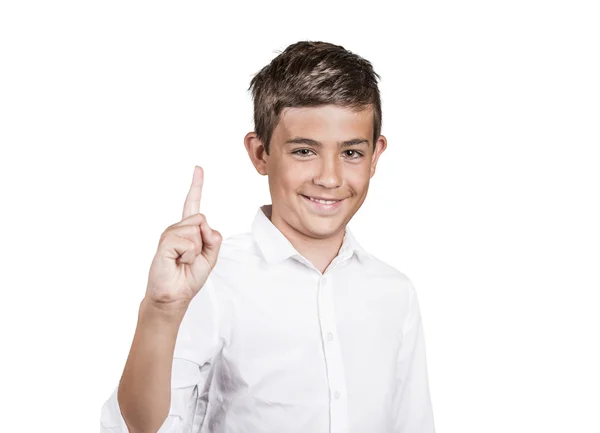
[182,165,204,220]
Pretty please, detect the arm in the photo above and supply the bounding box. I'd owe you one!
[101,358,203,433]
[100,277,221,433]
[118,298,189,433]
[393,281,436,433]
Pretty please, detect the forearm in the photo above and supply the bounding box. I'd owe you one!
[117,297,190,433]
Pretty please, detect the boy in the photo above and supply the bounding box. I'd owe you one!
[100,41,435,433]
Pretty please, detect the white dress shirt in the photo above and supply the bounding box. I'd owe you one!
[100,204,435,433]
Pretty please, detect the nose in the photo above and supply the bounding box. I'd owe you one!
[313,156,342,188]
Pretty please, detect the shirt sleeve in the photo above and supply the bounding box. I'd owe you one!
[100,276,222,433]
[393,280,436,433]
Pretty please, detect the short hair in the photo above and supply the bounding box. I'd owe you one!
[248,41,382,155]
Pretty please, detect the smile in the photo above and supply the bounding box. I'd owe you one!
[301,194,346,212]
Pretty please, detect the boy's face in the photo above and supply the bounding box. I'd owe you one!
[245,104,387,241]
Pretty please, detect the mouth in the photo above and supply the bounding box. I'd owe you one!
[301,194,346,212]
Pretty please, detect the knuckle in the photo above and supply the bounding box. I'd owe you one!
[185,212,205,222]
[162,226,175,238]
[159,230,168,243]
[186,224,202,240]
[191,230,201,244]
[160,213,208,245]
[186,239,196,252]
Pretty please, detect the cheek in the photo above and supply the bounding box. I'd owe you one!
[272,166,302,191]
[345,167,369,184]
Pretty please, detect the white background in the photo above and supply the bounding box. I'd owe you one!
[1,1,599,432]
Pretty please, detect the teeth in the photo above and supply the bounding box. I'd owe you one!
[308,196,338,205]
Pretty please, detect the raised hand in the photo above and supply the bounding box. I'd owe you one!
[145,166,222,305]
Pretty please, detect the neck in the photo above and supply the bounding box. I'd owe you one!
[267,204,345,274]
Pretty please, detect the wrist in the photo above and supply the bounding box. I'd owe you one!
[139,296,190,323]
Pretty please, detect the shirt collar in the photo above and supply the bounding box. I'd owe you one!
[251,204,370,265]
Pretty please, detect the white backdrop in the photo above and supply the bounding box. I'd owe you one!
[1,1,599,432]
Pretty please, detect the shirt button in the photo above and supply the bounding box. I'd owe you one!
[321,276,328,285]
[326,332,334,341]
[334,390,341,399]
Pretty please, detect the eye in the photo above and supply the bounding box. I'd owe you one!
[292,149,364,159]
[344,150,364,159]
[292,149,315,157]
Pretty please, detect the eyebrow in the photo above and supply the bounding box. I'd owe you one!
[284,137,370,148]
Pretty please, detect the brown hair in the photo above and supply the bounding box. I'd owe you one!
[248,41,382,155]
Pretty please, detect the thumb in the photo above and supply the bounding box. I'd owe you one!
[200,221,222,266]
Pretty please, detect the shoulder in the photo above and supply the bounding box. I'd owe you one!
[216,231,260,261]
[361,253,416,294]
[209,231,264,283]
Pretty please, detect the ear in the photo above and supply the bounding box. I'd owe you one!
[369,135,387,178]
[244,132,268,176]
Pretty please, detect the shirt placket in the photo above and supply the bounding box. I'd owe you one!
[317,271,349,433]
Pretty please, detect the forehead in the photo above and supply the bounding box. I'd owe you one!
[275,105,374,140]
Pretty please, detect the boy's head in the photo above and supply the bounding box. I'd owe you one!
[244,41,387,243]
[248,41,382,155]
